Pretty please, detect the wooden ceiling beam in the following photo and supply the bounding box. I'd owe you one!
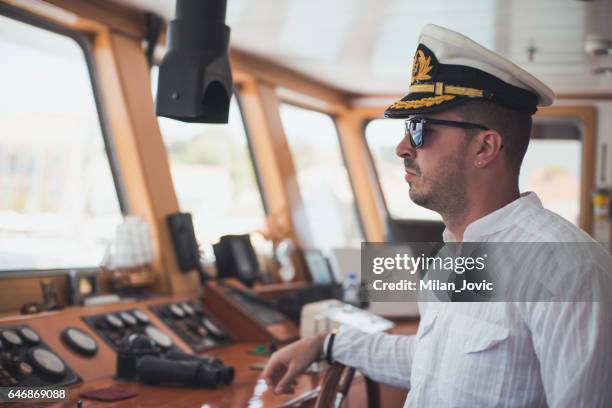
[231,49,350,112]
[2,0,146,38]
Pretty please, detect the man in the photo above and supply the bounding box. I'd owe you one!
[263,25,612,406]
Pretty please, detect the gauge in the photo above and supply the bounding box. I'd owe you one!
[1,330,23,347]
[119,312,137,326]
[133,310,150,324]
[201,317,225,339]
[169,304,185,319]
[19,327,40,344]
[105,314,124,330]
[144,326,173,349]
[181,303,195,316]
[29,348,66,378]
[61,328,98,357]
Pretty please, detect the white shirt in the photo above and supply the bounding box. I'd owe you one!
[329,192,612,407]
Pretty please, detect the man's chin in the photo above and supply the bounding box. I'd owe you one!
[408,190,426,206]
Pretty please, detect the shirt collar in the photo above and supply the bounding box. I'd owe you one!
[442,192,543,242]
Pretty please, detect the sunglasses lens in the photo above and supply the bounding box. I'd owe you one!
[406,120,423,148]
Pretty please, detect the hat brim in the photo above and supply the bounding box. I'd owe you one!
[384,92,472,118]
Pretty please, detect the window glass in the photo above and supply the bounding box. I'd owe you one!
[0,15,123,271]
[365,118,582,225]
[279,104,363,250]
[152,67,266,252]
[365,119,441,220]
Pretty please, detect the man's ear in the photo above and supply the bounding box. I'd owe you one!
[473,130,503,168]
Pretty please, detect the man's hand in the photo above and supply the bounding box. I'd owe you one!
[262,332,328,394]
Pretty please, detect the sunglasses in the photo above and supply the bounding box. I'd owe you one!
[405,117,490,149]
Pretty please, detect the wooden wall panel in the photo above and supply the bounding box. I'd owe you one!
[336,113,386,242]
[240,82,314,249]
[93,29,200,296]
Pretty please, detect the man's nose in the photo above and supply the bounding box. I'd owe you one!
[396,136,417,159]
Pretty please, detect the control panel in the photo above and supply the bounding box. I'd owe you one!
[0,325,80,387]
[149,300,231,352]
[224,287,287,326]
[82,309,174,352]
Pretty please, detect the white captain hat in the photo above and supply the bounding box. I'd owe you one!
[385,24,555,118]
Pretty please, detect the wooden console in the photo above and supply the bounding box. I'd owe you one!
[202,279,299,344]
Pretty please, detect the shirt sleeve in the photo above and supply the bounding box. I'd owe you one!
[517,300,612,407]
[324,327,415,389]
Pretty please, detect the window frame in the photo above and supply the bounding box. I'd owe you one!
[278,100,366,242]
[234,86,270,215]
[0,3,129,276]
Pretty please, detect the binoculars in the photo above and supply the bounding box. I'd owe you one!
[116,334,234,388]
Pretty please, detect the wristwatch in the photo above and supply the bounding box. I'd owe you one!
[325,328,339,364]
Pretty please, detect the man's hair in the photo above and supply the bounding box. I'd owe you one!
[451,99,533,177]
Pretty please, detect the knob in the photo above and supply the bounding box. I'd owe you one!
[119,312,137,326]
[19,327,40,345]
[105,314,124,330]
[1,330,23,347]
[169,304,185,319]
[133,310,150,324]
[181,303,195,317]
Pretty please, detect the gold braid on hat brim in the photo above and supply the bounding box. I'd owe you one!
[389,82,492,110]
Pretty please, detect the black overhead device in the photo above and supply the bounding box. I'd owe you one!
[156,0,233,123]
[0,325,80,388]
[213,234,262,287]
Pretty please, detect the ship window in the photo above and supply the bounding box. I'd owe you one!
[365,118,582,226]
[279,103,364,250]
[0,13,124,272]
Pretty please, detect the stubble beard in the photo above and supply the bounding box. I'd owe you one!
[408,152,468,219]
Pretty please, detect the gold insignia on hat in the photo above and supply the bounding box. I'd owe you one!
[390,95,456,110]
[411,49,434,84]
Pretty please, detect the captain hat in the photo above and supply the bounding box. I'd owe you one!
[384,24,555,118]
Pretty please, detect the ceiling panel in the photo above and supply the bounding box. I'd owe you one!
[112,0,612,95]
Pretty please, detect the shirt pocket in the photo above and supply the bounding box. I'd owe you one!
[440,314,511,406]
[458,315,510,354]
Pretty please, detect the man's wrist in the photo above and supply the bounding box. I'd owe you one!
[313,332,329,362]
[324,328,339,364]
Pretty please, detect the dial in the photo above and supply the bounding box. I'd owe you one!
[29,348,66,378]
[201,317,225,339]
[61,328,98,357]
[119,312,137,326]
[1,330,23,347]
[181,303,195,316]
[19,327,40,344]
[169,304,185,319]
[105,314,124,330]
[144,326,173,349]
[133,310,150,324]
